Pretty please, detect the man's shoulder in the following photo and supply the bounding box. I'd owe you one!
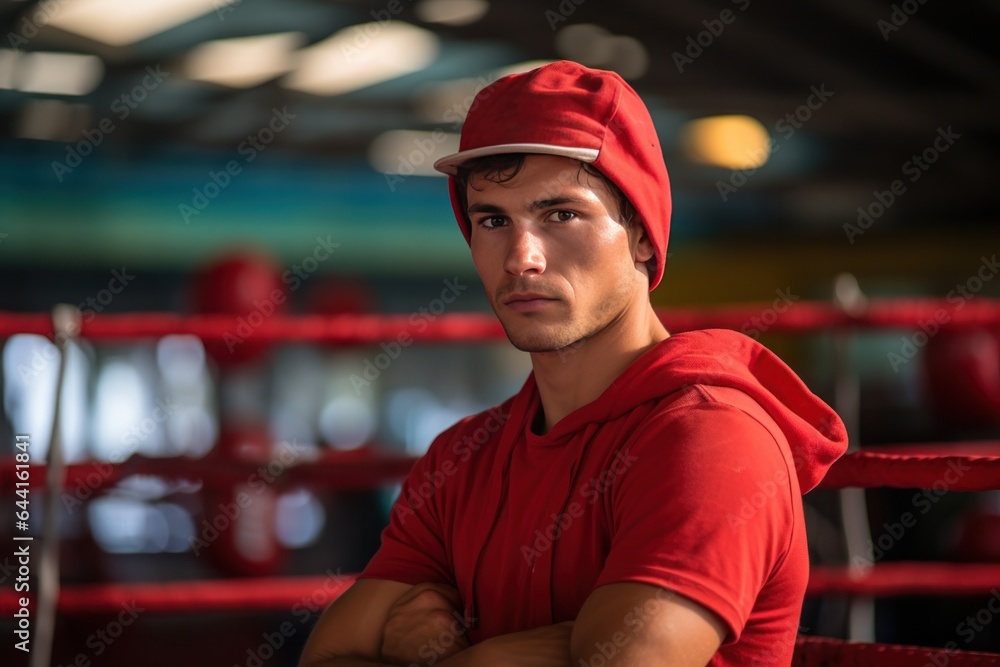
[634,384,787,464]
[423,395,517,458]
[648,384,781,436]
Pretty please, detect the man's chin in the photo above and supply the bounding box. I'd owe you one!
[502,326,584,354]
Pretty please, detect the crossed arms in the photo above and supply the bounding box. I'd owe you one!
[298,578,725,667]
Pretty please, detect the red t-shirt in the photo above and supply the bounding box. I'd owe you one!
[359,329,847,665]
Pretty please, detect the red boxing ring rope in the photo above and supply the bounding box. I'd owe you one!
[4,441,999,493]
[0,575,357,616]
[808,563,1000,597]
[0,449,418,494]
[3,298,1000,664]
[2,297,1000,343]
[3,564,1000,616]
[816,442,1000,492]
[792,637,1000,667]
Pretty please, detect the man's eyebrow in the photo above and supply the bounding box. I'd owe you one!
[466,196,593,216]
[467,202,505,215]
[528,196,590,212]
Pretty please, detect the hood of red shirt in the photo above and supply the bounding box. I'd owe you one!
[561,328,848,492]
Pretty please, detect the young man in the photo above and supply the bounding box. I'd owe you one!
[300,60,847,667]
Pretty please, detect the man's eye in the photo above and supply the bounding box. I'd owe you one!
[547,211,576,222]
[478,216,506,230]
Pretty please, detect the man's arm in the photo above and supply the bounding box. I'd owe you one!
[299,580,484,667]
[570,583,725,667]
[298,578,412,666]
[300,577,577,667]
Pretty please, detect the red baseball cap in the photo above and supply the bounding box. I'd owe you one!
[433,60,671,290]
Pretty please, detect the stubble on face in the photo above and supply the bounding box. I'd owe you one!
[496,274,634,354]
[470,162,638,355]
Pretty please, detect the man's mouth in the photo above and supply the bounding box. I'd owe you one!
[503,292,558,312]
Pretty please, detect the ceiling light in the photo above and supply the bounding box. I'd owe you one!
[45,0,222,47]
[495,60,555,77]
[285,21,439,96]
[415,74,499,123]
[415,61,551,125]
[185,32,305,88]
[13,51,103,95]
[0,49,17,89]
[415,0,489,26]
[680,115,772,170]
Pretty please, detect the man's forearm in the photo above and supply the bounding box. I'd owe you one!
[303,623,571,667]
[302,646,483,667]
[301,658,395,667]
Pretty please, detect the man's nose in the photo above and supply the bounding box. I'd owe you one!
[504,224,546,276]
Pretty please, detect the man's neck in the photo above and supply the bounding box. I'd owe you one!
[528,302,669,434]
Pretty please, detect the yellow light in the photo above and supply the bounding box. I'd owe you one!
[414,61,553,124]
[0,49,16,89]
[495,60,556,78]
[680,115,772,170]
[185,32,305,88]
[2,50,104,95]
[45,0,223,47]
[415,0,489,26]
[284,22,438,96]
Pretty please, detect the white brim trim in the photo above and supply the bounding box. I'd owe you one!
[432,143,599,175]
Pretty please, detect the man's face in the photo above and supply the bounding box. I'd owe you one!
[466,154,652,353]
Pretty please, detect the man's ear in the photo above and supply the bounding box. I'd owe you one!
[630,221,655,264]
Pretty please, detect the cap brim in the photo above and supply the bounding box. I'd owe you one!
[432,143,599,175]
